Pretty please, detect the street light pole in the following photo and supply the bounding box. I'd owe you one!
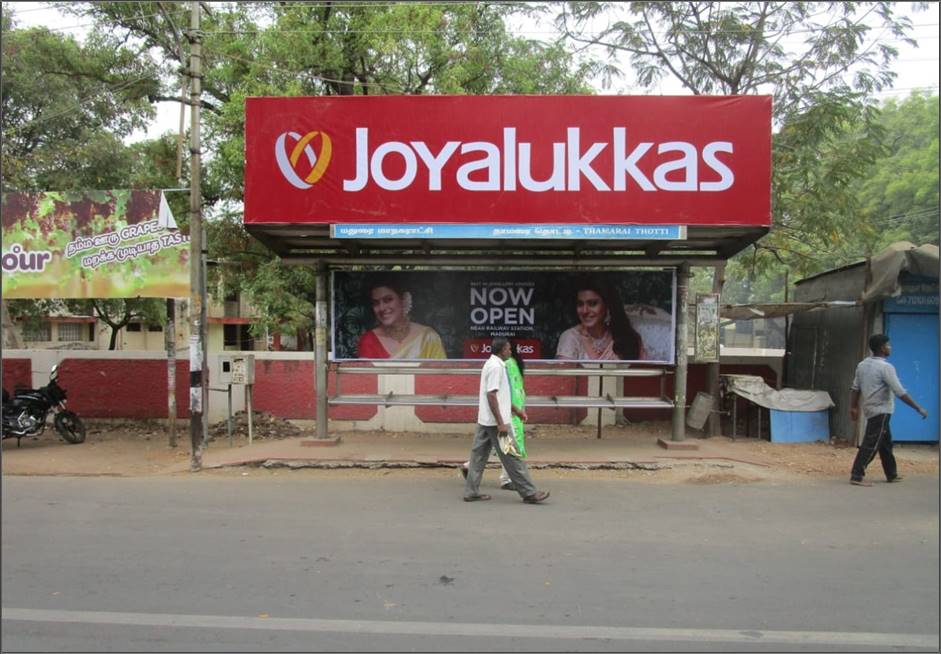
[187,0,207,471]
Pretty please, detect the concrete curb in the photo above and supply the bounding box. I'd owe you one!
[200,458,756,472]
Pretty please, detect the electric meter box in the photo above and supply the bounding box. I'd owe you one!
[219,354,255,385]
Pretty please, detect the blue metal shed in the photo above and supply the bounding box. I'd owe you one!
[789,242,939,444]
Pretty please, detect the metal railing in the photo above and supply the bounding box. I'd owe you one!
[329,364,675,437]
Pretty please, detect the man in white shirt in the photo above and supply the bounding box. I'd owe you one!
[849,333,928,487]
[464,337,549,504]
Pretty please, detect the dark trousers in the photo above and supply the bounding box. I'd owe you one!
[850,414,898,482]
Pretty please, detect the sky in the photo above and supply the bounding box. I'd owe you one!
[7,1,940,143]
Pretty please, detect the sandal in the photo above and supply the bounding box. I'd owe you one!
[523,490,550,504]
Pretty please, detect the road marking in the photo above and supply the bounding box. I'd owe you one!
[2,608,938,649]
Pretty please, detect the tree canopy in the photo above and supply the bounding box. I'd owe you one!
[557,1,932,288]
[0,7,159,191]
[53,1,600,344]
[852,91,939,250]
[1,6,184,348]
[3,1,937,332]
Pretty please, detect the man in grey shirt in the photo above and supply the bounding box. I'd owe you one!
[849,333,928,486]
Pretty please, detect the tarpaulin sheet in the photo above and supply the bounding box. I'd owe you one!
[861,241,939,303]
[722,374,835,412]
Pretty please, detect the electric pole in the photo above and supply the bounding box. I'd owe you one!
[187,1,207,470]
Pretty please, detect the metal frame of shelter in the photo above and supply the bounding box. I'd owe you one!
[246,223,769,442]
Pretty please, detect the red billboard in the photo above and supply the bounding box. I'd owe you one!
[245,95,771,226]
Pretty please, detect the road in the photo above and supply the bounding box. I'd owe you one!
[2,472,938,652]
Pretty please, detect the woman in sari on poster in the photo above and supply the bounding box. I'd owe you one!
[555,278,646,361]
[356,280,446,359]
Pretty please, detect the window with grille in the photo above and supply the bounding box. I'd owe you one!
[57,322,85,341]
[224,324,254,351]
[22,322,51,341]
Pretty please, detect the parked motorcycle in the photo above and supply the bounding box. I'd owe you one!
[1,365,86,447]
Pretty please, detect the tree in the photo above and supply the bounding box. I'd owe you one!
[853,92,940,249]
[0,7,159,191]
[64,2,600,345]
[77,298,167,351]
[1,9,185,347]
[556,1,920,282]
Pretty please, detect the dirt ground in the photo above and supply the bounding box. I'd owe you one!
[2,418,938,483]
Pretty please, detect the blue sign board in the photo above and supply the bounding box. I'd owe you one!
[331,224,686,240]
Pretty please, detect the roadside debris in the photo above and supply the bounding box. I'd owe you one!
[209,411,302,441]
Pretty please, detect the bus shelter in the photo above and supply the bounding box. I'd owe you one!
[242,95,772,443]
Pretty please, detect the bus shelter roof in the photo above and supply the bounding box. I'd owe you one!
[245,223,769,268]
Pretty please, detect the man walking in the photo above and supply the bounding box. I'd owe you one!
[849,334,929,487]
[464,337,549,504]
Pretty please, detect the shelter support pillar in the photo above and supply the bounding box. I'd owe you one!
[668,263,691,444]
[707,263,726,436]
[314,263,330,440]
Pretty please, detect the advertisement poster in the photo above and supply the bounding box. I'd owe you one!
[332,270,676,363]
[1,189,190,299]
[695,293,720,362]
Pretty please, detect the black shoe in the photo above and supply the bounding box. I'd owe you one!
[500,481,517,491]
[887,475,904,483]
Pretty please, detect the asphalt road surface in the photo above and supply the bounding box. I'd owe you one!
[2,472,938,652]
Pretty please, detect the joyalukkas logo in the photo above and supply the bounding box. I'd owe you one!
[276,126,738,194]
[275,131,332,189]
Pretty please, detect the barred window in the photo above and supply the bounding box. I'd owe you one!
[57,322,85,341]
[22,322,51,342]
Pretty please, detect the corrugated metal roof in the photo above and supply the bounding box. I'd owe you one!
[793,260,865,285]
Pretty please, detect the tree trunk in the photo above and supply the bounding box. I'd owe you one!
[109,327,119,350]
[1,300,23,349]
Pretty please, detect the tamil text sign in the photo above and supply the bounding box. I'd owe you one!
[1,190,190,299]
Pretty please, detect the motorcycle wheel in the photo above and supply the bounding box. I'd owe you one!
[54,411,86,444]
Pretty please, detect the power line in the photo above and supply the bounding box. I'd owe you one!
[12,10,172,33]
[873,207,940,224]
[11,3,939,39]
[3,74,158,136]
[222,52,406,93]
[871,86,940,96]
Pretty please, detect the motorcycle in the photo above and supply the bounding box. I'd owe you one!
[2,365,86,447]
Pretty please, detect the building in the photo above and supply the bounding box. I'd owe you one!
[10,292,302,353]
[788,242,938,443]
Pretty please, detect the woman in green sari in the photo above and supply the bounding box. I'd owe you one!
[504,349,527,458]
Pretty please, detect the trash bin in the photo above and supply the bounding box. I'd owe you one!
[686,392,713,430]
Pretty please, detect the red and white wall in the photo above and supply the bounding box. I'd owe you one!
[2,349,780,431]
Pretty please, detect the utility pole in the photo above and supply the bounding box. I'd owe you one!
[315,264,329,440]
[166,298,177,448]
[706,262,726,435]
[187,1,207,471]
[670,263,691,442]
